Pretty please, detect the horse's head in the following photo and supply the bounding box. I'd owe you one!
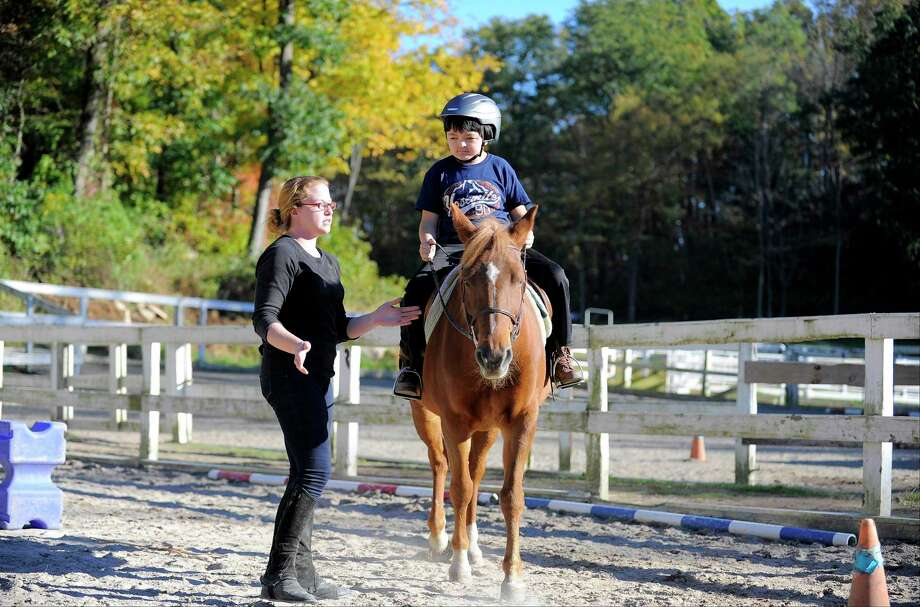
[450,203,538,381]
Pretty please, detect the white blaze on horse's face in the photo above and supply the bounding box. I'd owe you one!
[485,262,500,286]
[485,262,500,333]
[470,257,516,381]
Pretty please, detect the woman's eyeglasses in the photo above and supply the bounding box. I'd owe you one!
[294,200,337,212]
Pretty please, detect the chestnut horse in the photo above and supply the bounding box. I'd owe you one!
[409,204,550,602]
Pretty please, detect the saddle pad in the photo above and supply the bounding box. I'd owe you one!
[526,282,552,344]
[424,266,461,342]
[424,268,552,345]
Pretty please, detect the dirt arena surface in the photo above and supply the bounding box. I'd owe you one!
[1,459,918,607]
[53,411,920,516]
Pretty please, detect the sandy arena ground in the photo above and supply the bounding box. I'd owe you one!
[1,368,919,606]
[1,459,919,607]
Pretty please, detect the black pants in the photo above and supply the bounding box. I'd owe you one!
[260,364,332,500]
[399,248,572,371]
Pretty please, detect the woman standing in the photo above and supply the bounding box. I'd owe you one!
[253,176,420,602]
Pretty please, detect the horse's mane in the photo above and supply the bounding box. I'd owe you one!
[460,219,513,270]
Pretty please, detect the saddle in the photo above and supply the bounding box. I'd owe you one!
[424,266,551,344]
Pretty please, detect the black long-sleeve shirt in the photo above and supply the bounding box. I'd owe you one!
[252,235,351,379]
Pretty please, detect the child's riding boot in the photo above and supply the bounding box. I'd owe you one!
[552,346,584,389]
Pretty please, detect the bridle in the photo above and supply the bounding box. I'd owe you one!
[430,241,528,345]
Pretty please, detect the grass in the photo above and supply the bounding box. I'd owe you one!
[193,343,398,372]
[608,369,667,391]
[607,475,839,499]
[196,344,261,369]
[901,488,920,509]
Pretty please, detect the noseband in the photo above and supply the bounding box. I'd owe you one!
[432,243,528,345]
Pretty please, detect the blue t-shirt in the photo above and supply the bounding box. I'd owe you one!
[415,154,531,245]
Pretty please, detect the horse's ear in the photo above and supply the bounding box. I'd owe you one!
[509,205,538,248]
[450,203,478,244]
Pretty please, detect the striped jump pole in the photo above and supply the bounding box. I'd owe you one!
[207,469,855,547]
[207,469,498,506]
[523,497,857,547]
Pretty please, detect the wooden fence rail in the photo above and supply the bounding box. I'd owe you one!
[1,312,917,517]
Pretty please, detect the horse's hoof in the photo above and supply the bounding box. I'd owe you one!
[448,552,472,583]
[500,576,527,603]
[468,544,484,566]
[428,531,450,562]
[449,564,472,583]
[427,545,452,563]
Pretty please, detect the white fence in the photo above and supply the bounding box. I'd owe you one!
[0,278,251,365]
[1,312,918,519]
[643,347,919,407]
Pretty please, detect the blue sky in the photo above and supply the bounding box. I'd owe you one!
[450,0,775,26]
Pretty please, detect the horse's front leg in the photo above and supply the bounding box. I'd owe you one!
[466,429,499,566]
[443,427,474,582]
[410,402,449,560]
[499,414,538,602]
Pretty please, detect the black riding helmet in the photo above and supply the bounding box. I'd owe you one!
[439,93,502,143]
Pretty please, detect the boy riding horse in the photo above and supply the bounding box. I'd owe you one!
[394,92,583,399]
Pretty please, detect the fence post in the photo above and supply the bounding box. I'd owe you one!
[735,343,757,485]
[110,343,129,427]
[585,335,610,500]
[50,343,75,422]
[197,303,208,365]
[140,341,161,461]
[863,338,893,517]
[623,349,633,388]
[335,345,360,477]
[701,349,711,397]
[784,347,800,407]
[24,295,34,367]
[166,342,192,443]
[328,350,341,461]
[557,430,572,472]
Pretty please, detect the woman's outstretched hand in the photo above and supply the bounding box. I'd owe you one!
[293,340,312,375]
[374,298,421,327]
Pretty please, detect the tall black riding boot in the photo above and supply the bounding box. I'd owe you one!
[295,499,356,599]
[261,491,317,603]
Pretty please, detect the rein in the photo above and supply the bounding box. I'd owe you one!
[429,241,528,345]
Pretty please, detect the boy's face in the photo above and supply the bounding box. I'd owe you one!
[446,128,484,162]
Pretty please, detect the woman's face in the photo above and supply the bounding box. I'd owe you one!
[291,183,335,236]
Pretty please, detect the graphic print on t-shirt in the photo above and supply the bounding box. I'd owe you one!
[442,179,504,221]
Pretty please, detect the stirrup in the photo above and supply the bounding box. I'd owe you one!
[393,367,422,400]
[552,356,585,389]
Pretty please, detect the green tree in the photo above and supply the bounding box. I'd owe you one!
[840,0,920,262]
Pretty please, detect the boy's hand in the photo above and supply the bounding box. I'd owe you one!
[525,230,534,249]
[419,238,437,262]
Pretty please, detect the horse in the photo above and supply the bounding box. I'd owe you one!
[409,203,550,602]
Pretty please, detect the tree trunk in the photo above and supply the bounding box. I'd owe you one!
[74,28,110,198]
[248,0,295,258]
[626,241,640,322]
[754,142,765,319]
[341,143,363,222]
[10,81,24,181]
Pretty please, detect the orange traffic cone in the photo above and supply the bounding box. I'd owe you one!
[848,518,890,607]
[689,435,706,462]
